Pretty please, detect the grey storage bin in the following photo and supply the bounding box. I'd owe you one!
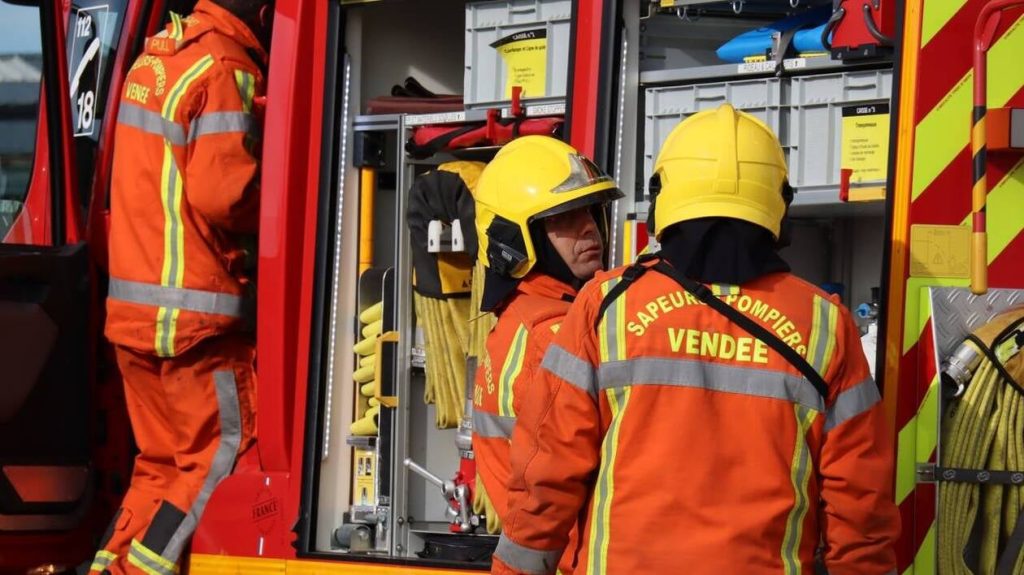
[464,0,572,108]
[642,67,894,206]
[787,69,893,194]
[643,77,784,191]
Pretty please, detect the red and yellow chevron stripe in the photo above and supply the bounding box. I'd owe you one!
[884,0,1024,572]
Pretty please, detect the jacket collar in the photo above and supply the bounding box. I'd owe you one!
[515,272,578,303]
[194,0,267,64]
[146,0,267,65]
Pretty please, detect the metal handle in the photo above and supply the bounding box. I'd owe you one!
[404,458,445,490]
[374,331,400,407]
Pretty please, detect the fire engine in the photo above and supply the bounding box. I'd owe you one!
[0,0,1021,573]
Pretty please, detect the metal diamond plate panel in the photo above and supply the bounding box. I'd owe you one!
[930,287,1024,366]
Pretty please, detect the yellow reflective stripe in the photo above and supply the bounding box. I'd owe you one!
[91,549,117,571]
[781,404,817,574]
[598,277,626,364]
[169,12,183,40]
[806,295,839,377]
[598,280,613,363]
[896,374,939,505]
[960,158,1024,263]
[498,324,528,417]
[586,386,631,575]
[613,281,626,362]
[912,522,937,575]
[712,283,739,296]
[130,539,179,574]
[154,55,214,357]
[920,0,967,47]
[234,70,256,113]
[821,301,839,376]
[912,14,1024,202]
[806,296,823,369]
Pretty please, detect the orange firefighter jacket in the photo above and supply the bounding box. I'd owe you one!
[493,264,900,575]
[106,1,265,357]
[473,273,578,572]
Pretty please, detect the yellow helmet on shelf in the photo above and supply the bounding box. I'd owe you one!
[652,104,789,240]
[474,135,623,279]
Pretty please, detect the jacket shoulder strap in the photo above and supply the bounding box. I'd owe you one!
[594,254,660,329]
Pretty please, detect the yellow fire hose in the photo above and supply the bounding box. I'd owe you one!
[350,300,384,436]
[939,308,1024,574]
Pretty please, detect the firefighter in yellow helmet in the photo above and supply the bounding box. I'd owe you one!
[493,105,899,575]
[471,136,622,575]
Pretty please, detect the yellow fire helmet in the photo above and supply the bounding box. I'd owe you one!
[474,135,624,279]
[652,104,789,240]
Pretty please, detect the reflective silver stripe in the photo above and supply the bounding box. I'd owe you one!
[162,370,241,561]
[118,102,185,145]
[473,409,515,439]
[824,378,881,432]
[188,111,251,142]
[128,540,176,575]
[109,278,250,318]
[541,344,596,400]
[494,534,561,575]
[597,358,825,413]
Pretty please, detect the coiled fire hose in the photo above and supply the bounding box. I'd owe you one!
[939,307,1024,575]
[407,162,483,429]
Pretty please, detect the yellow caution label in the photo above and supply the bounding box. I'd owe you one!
[352,448,376,506]
[909,224,971,278]
[841,103,891,186]
[492,29,548,99]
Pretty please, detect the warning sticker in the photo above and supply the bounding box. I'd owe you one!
[491,28,548,99]
[910,224,971,279]
[841,103,890,184]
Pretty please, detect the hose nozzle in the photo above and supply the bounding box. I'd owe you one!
[943,341,983,398]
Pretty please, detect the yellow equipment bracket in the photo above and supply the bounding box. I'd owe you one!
[373,331,400,408]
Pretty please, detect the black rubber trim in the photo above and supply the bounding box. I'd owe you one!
[966,333,1024,397]
[931,466,1024,485]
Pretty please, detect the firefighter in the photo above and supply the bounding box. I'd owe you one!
[87,1,272,573]
[492,106,900,575]
[472,136,623,574]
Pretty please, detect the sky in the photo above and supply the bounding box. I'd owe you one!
[0,3,43,55]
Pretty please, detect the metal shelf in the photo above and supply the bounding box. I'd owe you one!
[354,114,401,132]
[640,56,891,85]
[404,101,566,127]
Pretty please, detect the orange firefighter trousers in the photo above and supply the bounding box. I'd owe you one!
[89,335,255,575]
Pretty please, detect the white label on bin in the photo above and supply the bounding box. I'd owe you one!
[405,111,466,127]
[736,58,807,75]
